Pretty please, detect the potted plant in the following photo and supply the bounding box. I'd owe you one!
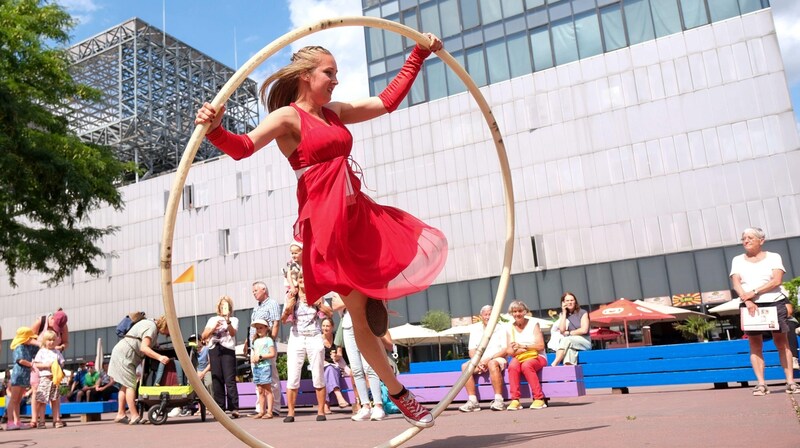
[673,316,716,342]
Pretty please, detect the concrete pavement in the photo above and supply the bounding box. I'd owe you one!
[2,382,798,448]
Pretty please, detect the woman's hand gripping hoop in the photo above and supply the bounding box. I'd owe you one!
[160,16,514,448]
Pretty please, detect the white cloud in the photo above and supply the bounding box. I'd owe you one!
[287,0,369,101]
[56,0,100,26]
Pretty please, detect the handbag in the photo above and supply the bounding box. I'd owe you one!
[740,305,779,332]
[511,324,539,362]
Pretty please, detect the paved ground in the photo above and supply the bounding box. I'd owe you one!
[3,382,798,448]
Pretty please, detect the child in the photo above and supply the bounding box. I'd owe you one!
[250,319,276,419]
[33,330,66,428]
[7,327,39,430]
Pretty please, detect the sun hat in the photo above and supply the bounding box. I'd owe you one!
[51,310,68,333]
[251,319,269,328]
[10,327,36,350]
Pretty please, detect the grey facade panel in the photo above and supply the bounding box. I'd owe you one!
[639,256,670,298]
[665,252,699,295]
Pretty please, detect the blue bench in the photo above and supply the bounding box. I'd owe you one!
[0,400,118,422]
[578,339,798,393]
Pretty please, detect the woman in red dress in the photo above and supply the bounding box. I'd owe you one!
[195,33,446,428]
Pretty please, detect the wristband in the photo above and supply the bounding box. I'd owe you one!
[206,126,255,160]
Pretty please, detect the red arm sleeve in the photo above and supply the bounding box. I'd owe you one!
[205,126,255,160]
[378,45,432,113]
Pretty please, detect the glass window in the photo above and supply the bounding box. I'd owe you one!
[680,0,709,29]
[480,0,503,24]
[507,32,532,78]
[369,60,386,77]
[425,59,447,100]
[399,0,417,10]
[502,0,525,18]
[527,9,549,27]
[365,6,381,18]
[738,0,762,15]
[367,27,385,60]
[526,0,545,8]
[486,39,511,83]
[440,0,461,37]
[549,2,572,21]
[461,0,481,29]
[575,10,602,59]
[464,28,483,47]
[410,68,427,105]
[530,26,554,71]
[624,0,655,45]
[600,4,626,52]
[708,0,740,22]
[506,15,527,34]
[551,17,579,65]
[484,22,504,41]
[466,46,488,87]
[371,76,387,98]
[382,1,399,16]
[651,0,682,37]
[445,35,464,52]
[420,3,442,37]
[384,28,403,56]
[386,54,405,72]
[447,51,467,95]
[572,0,596,14]
[402,9,419,49]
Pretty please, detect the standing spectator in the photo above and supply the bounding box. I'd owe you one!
[6,327,39,430]
[505,301,547,410]
[33,330,66,428]
[281,271,331,423]
[94,362,118,401]
[29,309,68,428]
[202,296,240,418]
[459,305,508,412]
[108,315,171,425]
[731,227,799,395]
[246,281,281,417]
[550,292,591,366]
[249,319,277,419]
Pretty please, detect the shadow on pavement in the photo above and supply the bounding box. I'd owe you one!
[411,426,609,447]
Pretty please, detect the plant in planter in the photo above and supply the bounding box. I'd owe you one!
[673,316,716,342]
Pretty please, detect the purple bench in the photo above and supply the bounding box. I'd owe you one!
[236,365,584,408]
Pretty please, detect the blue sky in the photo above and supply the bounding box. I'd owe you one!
[58,0,800,128]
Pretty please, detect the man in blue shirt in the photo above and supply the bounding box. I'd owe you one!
[247,281,282,416]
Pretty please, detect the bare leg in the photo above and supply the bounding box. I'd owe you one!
[341,291,402,394]
[748,335,765,384]
[125,386,139,420]
[488,359,504,396]
[772,333,795,383]
[315,387,326,416]
[115,386,127,419]
[286,389,297,417]
[461,361,477,396]
[551,349,566,367]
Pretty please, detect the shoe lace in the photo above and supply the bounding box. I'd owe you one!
[397,392,426,418]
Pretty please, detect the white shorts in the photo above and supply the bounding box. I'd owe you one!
[286,332,325,390]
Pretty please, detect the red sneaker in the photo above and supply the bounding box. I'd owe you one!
[389,389,434,428]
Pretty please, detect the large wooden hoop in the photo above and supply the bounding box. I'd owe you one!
[160,16,515,448]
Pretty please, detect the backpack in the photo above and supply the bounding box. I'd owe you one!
[116,316,134,338]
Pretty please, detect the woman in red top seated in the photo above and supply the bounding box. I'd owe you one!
[195,33,447,428]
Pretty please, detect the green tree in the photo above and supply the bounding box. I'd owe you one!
[420,310,451,332]
[673,316,716,342]
[0,0,129,286]
[782,276,800,316]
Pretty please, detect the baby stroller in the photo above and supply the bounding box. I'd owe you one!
[136,342,206,425]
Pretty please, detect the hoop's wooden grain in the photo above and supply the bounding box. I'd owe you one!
[160,16,515,448]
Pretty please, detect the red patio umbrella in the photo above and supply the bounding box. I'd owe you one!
[589,298,675,347]
[590,327,622,341]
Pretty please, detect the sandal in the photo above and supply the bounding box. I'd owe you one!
[114,416,130,424]
[250,413,265,419]
[752,384,770,396]
[261,413,273,419]
[54,421,66,429]
[337,400,350,408]
[128,416,143,425]
[37,422,46,429]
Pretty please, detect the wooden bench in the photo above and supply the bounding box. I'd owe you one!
[236,363,584,408]
[0,400,118,422]
[578,339,796,393]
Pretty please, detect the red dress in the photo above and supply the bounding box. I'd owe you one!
[288,103,447,303]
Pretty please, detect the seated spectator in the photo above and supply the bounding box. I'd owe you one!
[67,362,87,402]
[459,305,508,412]
[76,361,99,402]
[94,362,118,401]
[505,300,547,410]
[321,317,349,413]
[550,292,591,366]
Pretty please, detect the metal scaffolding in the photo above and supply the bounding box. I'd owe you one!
[67,18,259,179]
